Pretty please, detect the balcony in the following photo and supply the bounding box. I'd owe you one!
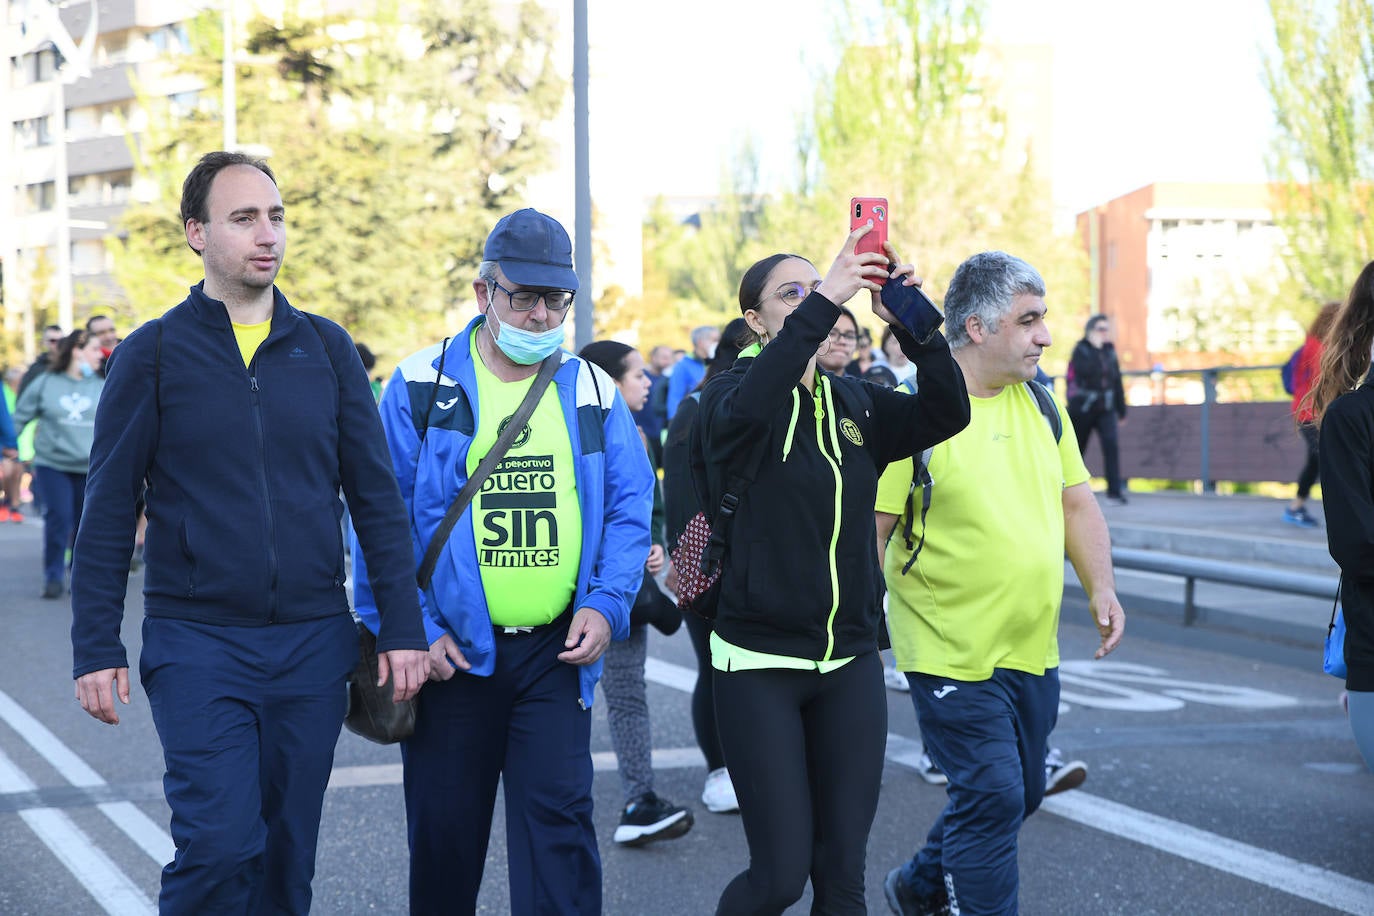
[65,63,136,109]
[59,0,188,36]
[68,136,134,177]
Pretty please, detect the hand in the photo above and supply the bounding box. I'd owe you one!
[75,668,130,725]
[427,633,470,681]
[1089,591,1125,659]
[377,648,431,702]
[870,240,923,325]
[645,544,665,575]
[815,222,891,306]
[664,562,679,595]
[558,607,612,666]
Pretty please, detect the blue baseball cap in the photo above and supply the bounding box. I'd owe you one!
[483,208,579,291]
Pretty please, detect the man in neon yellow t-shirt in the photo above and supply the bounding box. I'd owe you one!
[877,251,1125,916]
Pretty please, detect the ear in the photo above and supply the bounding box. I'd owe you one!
[743,308,767,340]
[185,219,205,254]
[964,314,987,345]
[473,278,491,313]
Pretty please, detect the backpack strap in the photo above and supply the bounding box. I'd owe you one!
[1023,379,1062,443]
[896,377,1061,576]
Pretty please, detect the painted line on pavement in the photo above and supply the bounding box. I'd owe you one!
[1042,792,1374,915]
[0,688,175,866]
[644,655,1374,913]
[0,748,154,915]
[328,746,709,791]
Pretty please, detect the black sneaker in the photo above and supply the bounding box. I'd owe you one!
[883,867,950,916]
[40,580,62,599]
[613,792,693,846]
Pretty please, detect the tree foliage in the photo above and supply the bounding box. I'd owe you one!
[639,0,1088,369]
[112,0,563,369]
[1263,0,1374,302]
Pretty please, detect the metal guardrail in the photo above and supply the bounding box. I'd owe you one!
[1110,547,1338,627]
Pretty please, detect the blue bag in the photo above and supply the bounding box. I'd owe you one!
[1324,590,1347,679]
[1281,345,1302,395]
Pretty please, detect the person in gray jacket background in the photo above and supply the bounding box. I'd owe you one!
[13,328,105,598]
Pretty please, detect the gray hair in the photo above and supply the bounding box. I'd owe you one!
[943,251,1046,349]
[478,260,498,285]
[689,326,717,348]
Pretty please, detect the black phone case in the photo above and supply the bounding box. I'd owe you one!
[881,279,944,344]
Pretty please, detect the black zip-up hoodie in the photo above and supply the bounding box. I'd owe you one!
[698,291,969,661]
[70,283,427,678]
[1318,378,1374,692]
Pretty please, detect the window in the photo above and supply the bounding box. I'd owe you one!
[168,90,202,118]
[68,170,133,207]
[147,23,189,55]
[21,182,56,214]
[15,116,52,148]
[71,239,110,276]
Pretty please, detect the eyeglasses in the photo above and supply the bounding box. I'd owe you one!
[758,281,821,308]
[828,329,858,344]
[488,278,574,312]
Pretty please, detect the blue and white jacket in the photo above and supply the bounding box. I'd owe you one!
[352,316,654,708]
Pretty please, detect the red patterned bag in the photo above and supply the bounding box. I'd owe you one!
[670,510,725,619]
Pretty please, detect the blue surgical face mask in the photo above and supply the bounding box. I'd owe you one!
[78,361,95,379]
[486,308,565,365]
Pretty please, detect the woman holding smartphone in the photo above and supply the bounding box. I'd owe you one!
[697,224,969,913]
[1306,260,1374,771]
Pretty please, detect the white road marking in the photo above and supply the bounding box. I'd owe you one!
[0,748,154,915]
[645,655,1371,913]
[1042,792,1374,915]
[328,747,711,791]
[0,688,175,866]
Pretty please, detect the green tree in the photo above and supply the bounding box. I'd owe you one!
[642,0,1088,365]
[112,0,563,369]
[1263,0,1374,301]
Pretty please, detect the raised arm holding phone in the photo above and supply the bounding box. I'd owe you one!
[697,215,969,914]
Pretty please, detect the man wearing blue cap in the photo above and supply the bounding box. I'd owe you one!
[352,208,655,914]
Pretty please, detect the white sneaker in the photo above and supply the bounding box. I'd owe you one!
[916,752,948,786]
[1044,747,1088,796]
[884,666,910,693]
[701,767,739,813]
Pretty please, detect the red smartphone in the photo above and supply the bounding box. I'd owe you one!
[850,197,889,284]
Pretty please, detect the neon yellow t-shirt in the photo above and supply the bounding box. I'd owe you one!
[468,334,581,626]
[876,383,1089,680]
[232,319,271,367]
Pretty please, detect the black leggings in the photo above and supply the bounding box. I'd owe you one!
[683,611,725,772]
[1296,422,1320,499]
[713,650,887,915]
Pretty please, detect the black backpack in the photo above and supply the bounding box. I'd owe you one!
[895,378,1061,575]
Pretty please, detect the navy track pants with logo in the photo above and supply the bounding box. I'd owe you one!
[898,666,1060,916]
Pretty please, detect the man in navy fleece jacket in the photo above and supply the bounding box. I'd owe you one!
[70,151,429,914]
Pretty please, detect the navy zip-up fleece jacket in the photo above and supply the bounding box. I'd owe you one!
[71,283,426,678]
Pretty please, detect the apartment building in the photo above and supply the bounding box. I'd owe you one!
[1076,182,1293,371]
[3,0,205,355]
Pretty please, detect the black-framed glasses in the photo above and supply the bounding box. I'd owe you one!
[827,329,858,344]
[488,278,575,312]
[758,280,821,308]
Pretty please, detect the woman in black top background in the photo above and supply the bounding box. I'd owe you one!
[1066,314,1128,504]
[1304,260,1374,772]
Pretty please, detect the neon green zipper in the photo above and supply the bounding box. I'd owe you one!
[814,375,843,660]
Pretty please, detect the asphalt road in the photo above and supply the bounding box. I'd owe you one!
[0,517,1369,915]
